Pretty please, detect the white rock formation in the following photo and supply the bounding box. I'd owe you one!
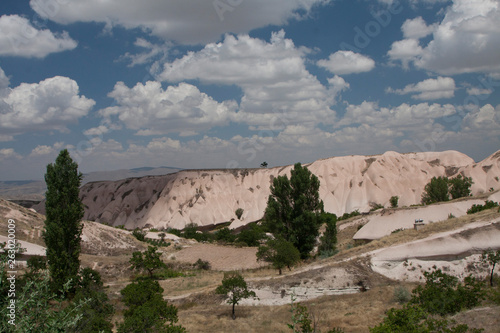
[74,150,500,230]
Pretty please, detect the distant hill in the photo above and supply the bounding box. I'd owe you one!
[0,166,183,201]
[39,150,500,231]
[81,166,182,183]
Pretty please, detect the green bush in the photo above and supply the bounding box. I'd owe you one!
[390,196,399,208]
[394,286,411,304]
[215,227,236,243]
[369,304,482,333]
[194,258,211,270]
[410,269,484,316]
[237,224,266,247]
[467,200,499,215]
[235,208,244,219]
[132,228,147,242]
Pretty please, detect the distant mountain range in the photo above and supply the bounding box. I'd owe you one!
[0,166,183,201]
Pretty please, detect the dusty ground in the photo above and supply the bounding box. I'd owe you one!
[168,243,267,271]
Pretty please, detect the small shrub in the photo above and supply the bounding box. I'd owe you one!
[319,249,338,259]
[448,213,455,219]
[132,228,146,242]
[154,267,185,279]
[370,203,384,212]
[391,228,404,234]
[394,286,411,304]
[467,200,499,214]
[235,208,244,219]
[194,258,211,270]
[390,196,399,208]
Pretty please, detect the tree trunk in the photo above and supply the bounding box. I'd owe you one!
[232,303,236,320]
[491,263,496,287]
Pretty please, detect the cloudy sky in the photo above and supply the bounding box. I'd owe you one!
[0,0,499,180]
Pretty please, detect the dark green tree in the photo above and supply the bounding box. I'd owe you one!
[237,223,265,247]
[410,269,484,316]
[390,196,399,208]
[71,268,114,333]
[318,213,338,257]
[43,149,84,293]
[421,176,449,205]
[264,163,324,258]
[118,279,185,332]
[215,271,257,319]
[257,237,301,275]
[215,227,236,243]
[130,246,166,279]
[448,175,473,199]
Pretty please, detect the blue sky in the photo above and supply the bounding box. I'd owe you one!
[0,0,499,180]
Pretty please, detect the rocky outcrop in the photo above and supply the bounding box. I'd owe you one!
[66,150,500,230]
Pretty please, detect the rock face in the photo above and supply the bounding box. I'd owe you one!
[72,150,500,230]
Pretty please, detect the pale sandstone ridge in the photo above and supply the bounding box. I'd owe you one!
[73,150,499,230]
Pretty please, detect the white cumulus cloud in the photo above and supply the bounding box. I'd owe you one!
[30,0,329,44]
[0,72,95,138]
[0,15,77,58]
[158,30,335,128]
[317,51,375,75]
[386,77,456,100]
[99,81,238,136]
[402,16,437,39]
[389,0,500,75]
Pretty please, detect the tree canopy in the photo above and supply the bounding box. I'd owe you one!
[43,149,84,293]
[257,237,301,275]
[119,279,185,332]
[130,246,166,279]
[216,272,256,319]
[263,163,324,258]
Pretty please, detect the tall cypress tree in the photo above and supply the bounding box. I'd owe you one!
[43,149,84,293]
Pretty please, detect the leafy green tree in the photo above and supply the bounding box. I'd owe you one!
[0,269,88,333]
[421,176,449,205]
[215,227,236,243]
[215,271,257,320]
[71,268,114,333]
[257,237,301,275]
[118,279,185,332]
[448,175,473,199]
[264,163,324,258]
[318,213,338,257]
[390,196,399,208]
[288,294,314,333]
[130,246,166,279]
[410,269,484,316]
[43,149,84,293]
[482,249,500,287]
[237,223,265,247]
[260,161,268,168]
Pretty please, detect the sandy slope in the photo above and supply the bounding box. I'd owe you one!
[353,192,500,241]
[66,150,500,230]
[370,217,500,282]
